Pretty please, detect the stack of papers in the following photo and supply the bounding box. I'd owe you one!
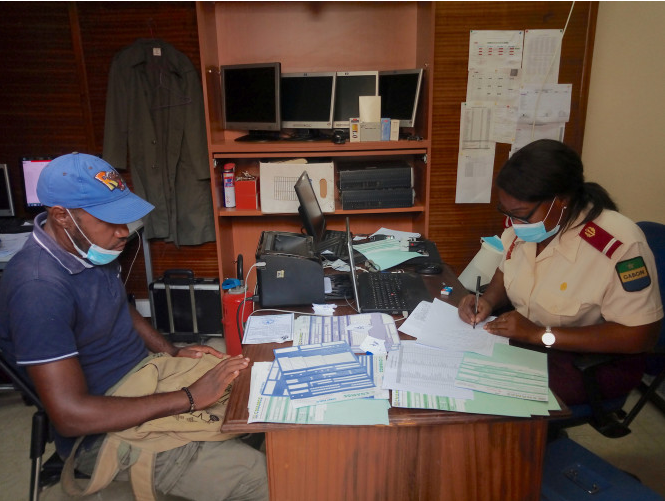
[248,342,390,425]
[387,299,560,417]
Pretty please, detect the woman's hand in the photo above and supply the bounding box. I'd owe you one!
[458,294,493,326]
[483,310,541,343]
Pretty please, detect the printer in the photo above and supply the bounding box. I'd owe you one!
[255,231,325,307]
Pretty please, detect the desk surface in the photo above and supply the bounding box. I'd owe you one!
[222,263,557,501]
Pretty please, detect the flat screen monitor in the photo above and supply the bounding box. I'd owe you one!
[281,72,336,139]
[220,62,281,142]
[294,170,325,243]
[21,157,52,210]
[0,164,16,217]
[379,68,423,128]
[333,71,378,129]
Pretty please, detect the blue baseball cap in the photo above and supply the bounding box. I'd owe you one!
[36,152,154,224]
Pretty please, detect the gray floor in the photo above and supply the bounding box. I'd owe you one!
[1,386,664,500]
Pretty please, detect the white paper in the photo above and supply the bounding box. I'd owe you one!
[415,299,506,356]
[460,102,494,151]
[489,104,518,144]
[242,313,294,344]
[468,30,524,70]
[466,68,522,107]
[517,84,572,124]
[358,95,381,122]
[522,29,563,85]
[383,341,473,399]
[454,149,495,204]
[511,122,565,155]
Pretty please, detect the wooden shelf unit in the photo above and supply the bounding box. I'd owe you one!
[196,1,435,288]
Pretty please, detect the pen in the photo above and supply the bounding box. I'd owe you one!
[473,275,481,329]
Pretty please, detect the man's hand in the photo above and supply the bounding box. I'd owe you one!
[187,355,250,410]
[175,344,226,359]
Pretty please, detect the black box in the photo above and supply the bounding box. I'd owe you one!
[149,269,222,343]
[341,188,415,210]
[338,163,413,191]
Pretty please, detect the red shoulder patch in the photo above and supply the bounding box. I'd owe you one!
[579,222,623,258]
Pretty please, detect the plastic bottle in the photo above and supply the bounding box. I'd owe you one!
[223,162,236,208]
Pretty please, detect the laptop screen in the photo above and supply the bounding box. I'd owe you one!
[346,217,362,313]
[294,171,326,243]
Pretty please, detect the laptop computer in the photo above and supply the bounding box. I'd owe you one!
[294,171,347,260]
[345,218,432,315]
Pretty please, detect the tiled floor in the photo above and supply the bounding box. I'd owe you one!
[1,387,664,500]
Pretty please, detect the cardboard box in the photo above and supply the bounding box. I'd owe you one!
[259,162,334,213]
[235,178,258,209]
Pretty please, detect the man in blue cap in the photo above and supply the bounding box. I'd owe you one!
[0,153,268,500]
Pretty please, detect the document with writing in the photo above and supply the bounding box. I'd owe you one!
[414,299,506,356]
[242,313,294,344]
[382,341,473,399]
[248,356,390,425]
[293,313,400,353]
[270,341,377,408]
[454,343,549,401]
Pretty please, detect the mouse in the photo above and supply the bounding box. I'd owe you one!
[415,263,443,275]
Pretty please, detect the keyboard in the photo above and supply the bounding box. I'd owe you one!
[364,273,409,311]
[317,230,348,260]
[0,218,33,234]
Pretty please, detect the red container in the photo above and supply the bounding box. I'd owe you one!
[235,179,258,210]
[222,289,252,355]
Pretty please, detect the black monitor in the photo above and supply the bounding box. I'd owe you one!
[333,71,378,129]
[21,157,52,211]
[220,62,281,142]
[281,72,336,140]
[0,164,16,217]
[294,170,325,243]
[379,68,423,128]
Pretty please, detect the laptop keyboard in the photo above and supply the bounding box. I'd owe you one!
[365,273,408,310]
[317,230,348,259]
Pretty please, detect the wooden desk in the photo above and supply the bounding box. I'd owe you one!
[223,265,555,501]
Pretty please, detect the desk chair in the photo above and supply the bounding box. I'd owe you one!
[557,221,665,438]
[0,349,63,501]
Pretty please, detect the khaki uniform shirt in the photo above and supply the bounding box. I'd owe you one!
[499,209,663,328]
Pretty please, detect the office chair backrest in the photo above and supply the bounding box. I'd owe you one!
[637,221,665,371]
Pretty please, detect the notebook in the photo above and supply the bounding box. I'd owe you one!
[345,218,432,315]
[295,171,347,259]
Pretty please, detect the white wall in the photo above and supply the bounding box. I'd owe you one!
[582,1,665,224]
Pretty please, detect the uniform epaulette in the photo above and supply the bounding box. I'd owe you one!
[579,221,623,258]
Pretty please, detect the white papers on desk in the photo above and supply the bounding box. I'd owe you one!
[383,341,472,399]
[242,313,294,344]
[248,359,390,425]
[404,299,506,357]
[293,313,400,353]
[269,341,378,408]
[0,232,31,259]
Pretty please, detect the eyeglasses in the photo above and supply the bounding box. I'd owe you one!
[497,200,544,225]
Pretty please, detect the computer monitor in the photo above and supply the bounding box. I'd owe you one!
[294,170,326,243]
[220,62,281,142]
[21,157,52,210]
[281,72,336,140]
[378,68,423,128]
[333,71,378,129]
[0,164,16,217]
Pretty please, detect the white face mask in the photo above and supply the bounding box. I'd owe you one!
[64,209,122,265]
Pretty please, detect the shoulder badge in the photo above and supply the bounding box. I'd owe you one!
[616,256,651,291]
[579,222,622,258]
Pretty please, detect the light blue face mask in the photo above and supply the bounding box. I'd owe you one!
[512,199,566,243]
[65,209,122,265]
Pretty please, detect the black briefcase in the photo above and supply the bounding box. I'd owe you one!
[149,269,222,343]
